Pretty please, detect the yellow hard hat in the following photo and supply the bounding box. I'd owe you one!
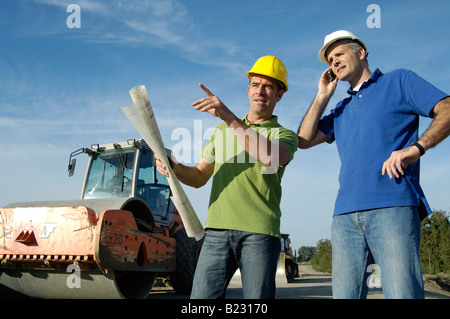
[246,55,288,92]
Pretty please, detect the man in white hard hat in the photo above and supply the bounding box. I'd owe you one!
[156,56,297,298]
[297,30,450,298]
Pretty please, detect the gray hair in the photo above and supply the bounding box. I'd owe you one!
[326,39,369,64]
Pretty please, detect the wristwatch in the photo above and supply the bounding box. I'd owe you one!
[411,141,425,156]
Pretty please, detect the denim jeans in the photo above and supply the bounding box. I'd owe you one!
[190,229,281,299]
[331,206,424,299]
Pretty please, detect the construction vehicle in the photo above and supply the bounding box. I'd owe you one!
[230,233,299,285]
[0,139,202,298]
[280,233,299,283]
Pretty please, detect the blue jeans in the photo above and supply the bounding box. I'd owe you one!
[331,206,424,299]
[190,229,281,299]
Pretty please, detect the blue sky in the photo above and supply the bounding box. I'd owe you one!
[1,0,449,250]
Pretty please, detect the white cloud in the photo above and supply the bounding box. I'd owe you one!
[29,0,246,73]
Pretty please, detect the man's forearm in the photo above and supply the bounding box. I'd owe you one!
[297,93,331,148]
[417,97,450,152]
[171,158,213,189]
[381,97,450,179]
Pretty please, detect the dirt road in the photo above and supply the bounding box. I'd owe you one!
[149,264,450,299]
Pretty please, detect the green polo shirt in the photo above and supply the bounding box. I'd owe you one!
[201,114,297,238]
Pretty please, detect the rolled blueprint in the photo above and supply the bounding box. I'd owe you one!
[121,85,205,241]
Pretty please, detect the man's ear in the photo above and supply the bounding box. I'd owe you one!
[358,47,367,61]
[276,89,284,102]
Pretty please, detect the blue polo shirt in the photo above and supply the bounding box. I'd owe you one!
[318,69,448,219]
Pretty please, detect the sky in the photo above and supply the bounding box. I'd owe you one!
[1,0,449,251]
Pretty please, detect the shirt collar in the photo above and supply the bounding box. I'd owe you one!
[242,114,279,127]
[347,68,383,95]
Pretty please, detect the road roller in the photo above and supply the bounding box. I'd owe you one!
[0,139,202,298]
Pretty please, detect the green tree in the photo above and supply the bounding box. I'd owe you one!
[420,210,450,274]
[303,210,450,275]
[310,239,332,273]
[297,246,317,262]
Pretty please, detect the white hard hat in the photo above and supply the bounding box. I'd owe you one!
[318,30,368,64]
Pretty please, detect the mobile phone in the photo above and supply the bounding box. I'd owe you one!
[327,70,336,81]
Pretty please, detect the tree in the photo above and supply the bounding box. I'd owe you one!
[310,239,332,273]
[297,246,317,262]
[302,210,449,275]
[420,210,450,274]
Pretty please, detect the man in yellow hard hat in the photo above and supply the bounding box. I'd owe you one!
[156,56,297,298]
